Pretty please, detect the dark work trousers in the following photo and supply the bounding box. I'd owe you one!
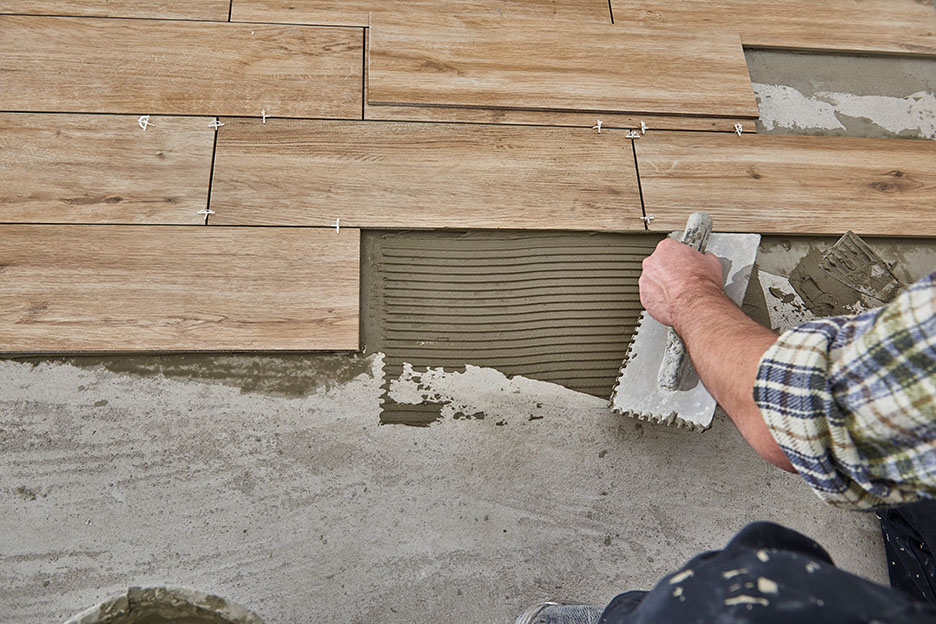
[598,514,936,624]
[880,499,936,603]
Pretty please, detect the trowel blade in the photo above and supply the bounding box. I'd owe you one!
[610,233,761,431]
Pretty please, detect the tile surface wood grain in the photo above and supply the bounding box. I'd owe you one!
[210,119,644,230]
[0,0,231,20]
[610,0,936,56]
[635,132,936,236]
[0,16,363,117]
[367,16,758,118]
[230,0,611,26]
[360,28,752,132]
[0,226,360,352]
[0,115,213,224]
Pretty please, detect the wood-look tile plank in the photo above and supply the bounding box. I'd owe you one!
[0,114,213,224]
[0,1,230,20]
[360,31,753,132]
[0,226,360,352]
[231,0,611,26]
[610,0,936,56]
[635,132,936,236]
[367,16,758,119]
[0,16,363,117]
[210,119,644,231]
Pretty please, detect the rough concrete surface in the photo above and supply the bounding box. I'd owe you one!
[1,355,885,624]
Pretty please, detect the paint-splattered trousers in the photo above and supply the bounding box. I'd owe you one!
[597,505,936,623]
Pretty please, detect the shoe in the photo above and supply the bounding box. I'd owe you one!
[513,601,603,624]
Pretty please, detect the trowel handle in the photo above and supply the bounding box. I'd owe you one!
[680,211,712,252]
[658,212,713,391]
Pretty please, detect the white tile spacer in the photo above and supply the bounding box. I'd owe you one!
[209,118,225,130]
[261,109,267,124]
[592,119,603,133]
[640,120,648,134]
[641,214,655,225]
[734,123,744,136]
[335,218,340,234]
[197,208,215,216]
[626,130,641,139]
[138,115,153,131]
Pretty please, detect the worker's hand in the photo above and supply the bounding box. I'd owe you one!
[639,238,725,330]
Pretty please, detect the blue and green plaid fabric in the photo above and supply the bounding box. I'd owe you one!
[754,271,936,509]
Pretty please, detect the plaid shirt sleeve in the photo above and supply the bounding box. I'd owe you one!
[753,271,936,510]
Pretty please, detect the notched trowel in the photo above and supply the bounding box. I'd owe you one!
[611,212,760,431]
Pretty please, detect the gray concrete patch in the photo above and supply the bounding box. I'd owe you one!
[1,357,886,624]
[746,50,936,139]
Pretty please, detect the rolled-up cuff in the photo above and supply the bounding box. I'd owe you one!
[754,320,913,509]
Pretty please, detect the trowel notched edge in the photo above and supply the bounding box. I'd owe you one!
[610,311,712,433]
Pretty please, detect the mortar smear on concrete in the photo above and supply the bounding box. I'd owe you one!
[386,361,606,424]
[5,353,373,400]
[754,84,936,139]
[757,270,815,333]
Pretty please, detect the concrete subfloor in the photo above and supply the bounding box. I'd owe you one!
[3,51,935,623]
[0,358,890,623]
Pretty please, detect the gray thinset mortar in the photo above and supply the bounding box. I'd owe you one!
[751,236,936,332]
[817,232,903,305]
[361,230,663,425]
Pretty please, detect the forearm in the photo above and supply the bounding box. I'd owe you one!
[673,285,794,472]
